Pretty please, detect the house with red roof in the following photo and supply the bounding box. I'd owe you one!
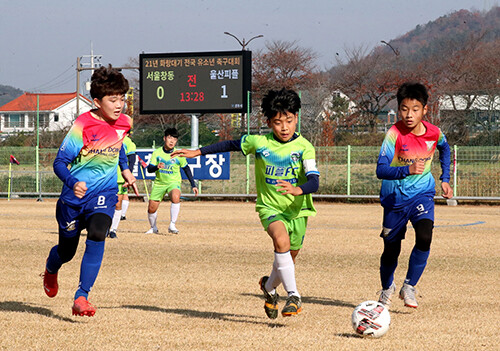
[0,92,92,133]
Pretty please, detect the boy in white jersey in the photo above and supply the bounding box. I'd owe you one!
[146,128,198,234]
[172,88,320,318]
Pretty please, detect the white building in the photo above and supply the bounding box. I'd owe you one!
[0,92,92,133]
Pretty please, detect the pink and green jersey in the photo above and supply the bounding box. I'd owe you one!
[376,120,450,209]
[54,111,132,206]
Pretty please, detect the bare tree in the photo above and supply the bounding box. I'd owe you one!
[252,40,320,99]
[330,45,412,133]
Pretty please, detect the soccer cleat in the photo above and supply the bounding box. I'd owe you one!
[282,295,302,317]
[259,276,279,319]
[145,227,159,234]
[108,231,117,239]
[377,282,396,306]
[120,216,126,220]
[72,296,96,317]
[42,268,58,298]
[168,224,179,234]
[399,283,418,308]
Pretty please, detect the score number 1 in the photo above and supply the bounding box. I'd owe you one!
[221,85,228,99]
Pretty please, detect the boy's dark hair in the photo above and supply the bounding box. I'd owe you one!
[261,88,301,120]
[90,65,129,100]
[397,82,429,107]
[164,127,179,138]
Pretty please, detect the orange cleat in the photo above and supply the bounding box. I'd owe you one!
[72,296,96,317]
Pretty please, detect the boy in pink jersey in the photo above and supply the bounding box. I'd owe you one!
[43,65,136,317]
[376,82,453,309]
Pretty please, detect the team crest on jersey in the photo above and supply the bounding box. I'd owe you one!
[425,141,436,151]
[90,133,100,141]
[262,150,270,157]
[116,130,125,139]
[290,152,300,162]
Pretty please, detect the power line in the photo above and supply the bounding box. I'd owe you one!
[28,63,76,92]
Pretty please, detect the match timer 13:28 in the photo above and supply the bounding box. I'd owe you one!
[140,51,251,114]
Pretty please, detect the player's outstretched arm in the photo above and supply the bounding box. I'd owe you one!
[171,149,201,159]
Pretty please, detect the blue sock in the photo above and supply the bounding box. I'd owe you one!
[405,248,430,286]
[46,245,63,274]
[74,240,105,300]
[380,261,398,290]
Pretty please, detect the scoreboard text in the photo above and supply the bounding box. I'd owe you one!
[140,51,251,114]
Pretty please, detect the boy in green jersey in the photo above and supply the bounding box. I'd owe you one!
[146,128,198,234]
[172,89,320,318]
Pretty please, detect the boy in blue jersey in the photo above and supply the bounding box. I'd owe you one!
[172,89,320,318]
[42,65,136,317]
[376,82,453,308]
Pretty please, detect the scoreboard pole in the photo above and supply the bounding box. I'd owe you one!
[246,91,251,195]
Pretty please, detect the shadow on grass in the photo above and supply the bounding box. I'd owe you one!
[0,301,76,323]
[336,332,364,339]
[122,304,285,328]
[242,293,357,309]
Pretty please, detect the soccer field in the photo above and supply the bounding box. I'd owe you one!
[0,200,498,350]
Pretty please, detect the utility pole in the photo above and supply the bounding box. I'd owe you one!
[76,43,102,118]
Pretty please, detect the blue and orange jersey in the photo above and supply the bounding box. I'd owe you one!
[54,111,132,206]
[376,120,450,209]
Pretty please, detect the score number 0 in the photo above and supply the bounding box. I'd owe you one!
[155,85,229,100]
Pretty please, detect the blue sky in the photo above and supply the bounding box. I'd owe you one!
[0,0,495,93]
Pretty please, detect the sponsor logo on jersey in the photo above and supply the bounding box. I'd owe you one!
[91,133,100,142]
[401,144,409,151]
[66,220,76,231]
[381,227,392,237]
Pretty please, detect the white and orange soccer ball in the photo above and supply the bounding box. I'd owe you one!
[351,300,391,338]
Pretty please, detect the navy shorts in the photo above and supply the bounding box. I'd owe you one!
[56,191,117,238]
[380,196,434,243]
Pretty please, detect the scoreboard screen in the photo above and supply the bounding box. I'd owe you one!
[140,51,251,114]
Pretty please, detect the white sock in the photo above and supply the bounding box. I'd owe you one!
[111,210,122,232]
[275,251,300,297]
[265,261,281,295]
[121,200,129,217]
[170,203,180,225]
[148,211,157,229]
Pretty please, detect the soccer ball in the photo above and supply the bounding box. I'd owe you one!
[351,300,391,338]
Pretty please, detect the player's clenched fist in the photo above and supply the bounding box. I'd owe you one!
[409,160,425,175]
[73,181,88,199]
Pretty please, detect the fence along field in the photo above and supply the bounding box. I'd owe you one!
[0,200,498,350]
[0,146,499,200]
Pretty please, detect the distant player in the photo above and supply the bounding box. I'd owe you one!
[109,134,137,238]
[376,82,453,308]
[145,128,198,234]
[172,88,320,318]
[42,65,136,317]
